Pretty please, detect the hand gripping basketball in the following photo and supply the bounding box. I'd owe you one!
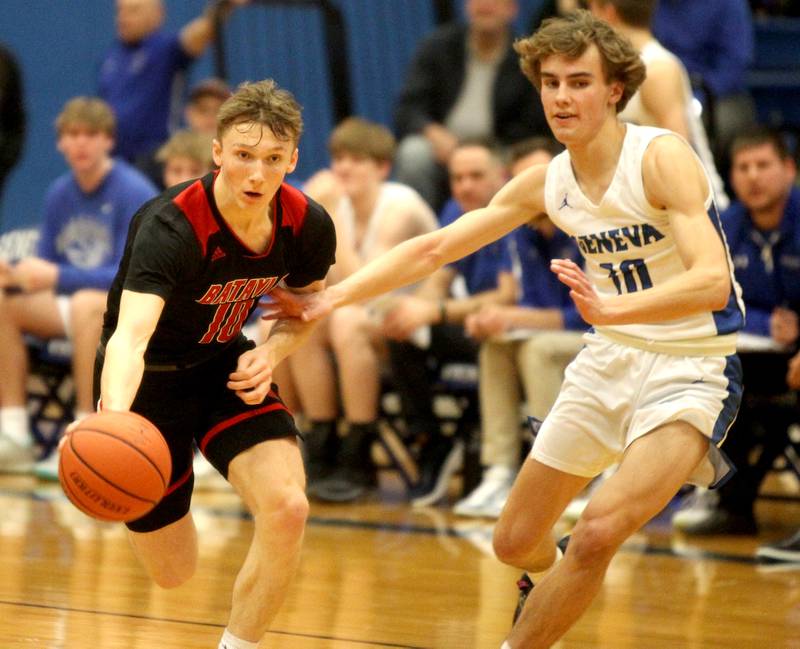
[58,411,171,522]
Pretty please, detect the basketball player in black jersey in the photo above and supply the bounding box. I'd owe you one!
[89,79,335,649]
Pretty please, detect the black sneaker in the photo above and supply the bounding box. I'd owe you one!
[679,509,757,536]
[302,421,339,493]
[409,436,464,507]
[512,573,534,624]
[312,428,376,503]
[756,530,800,563]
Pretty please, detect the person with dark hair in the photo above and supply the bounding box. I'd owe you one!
[673,126,800,536]
[264,12,744,647]
[453,137,586,520]
[383,137,518,507]
[393,0,549,210]
[0,43,25,210]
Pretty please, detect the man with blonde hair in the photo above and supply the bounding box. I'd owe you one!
[73,79,335,649]
[265,12,744,647]
[0,96,156,475]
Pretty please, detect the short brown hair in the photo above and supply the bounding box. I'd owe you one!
[55,97,116,137]
[730,126,792,162]
[593,0,656,29]
[156,130,214,168]
[514,9,646,113]
[216,79,303,144]
[328,117,396,163]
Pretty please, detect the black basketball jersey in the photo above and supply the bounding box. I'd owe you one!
[102,172,336,367]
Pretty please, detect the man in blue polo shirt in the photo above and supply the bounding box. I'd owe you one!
[99,0,248,168]
[674,126,800,536]
[382,138,518,506]
[453,137,587,519]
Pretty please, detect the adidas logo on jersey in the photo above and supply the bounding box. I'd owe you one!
[211,246,226,262]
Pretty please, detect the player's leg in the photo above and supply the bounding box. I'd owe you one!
[0,290,65,407]
[0,290,65,470]
[316,304,383,500]
[506,420,708,649]
[127,512,198,588]
[288,317,337,420]
[493,458,590,572]
[224,436,308,641]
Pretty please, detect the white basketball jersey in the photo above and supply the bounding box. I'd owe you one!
[544,124,744,354]
[620,39,729,211]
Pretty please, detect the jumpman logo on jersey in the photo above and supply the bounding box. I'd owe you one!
[211,246,226,262]
[559,193,570,210]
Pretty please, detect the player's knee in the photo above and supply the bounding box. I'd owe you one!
[70,289,106,322]
[148,555,197,589]
[254,484,309,538]
[492,524,550,570]
[569,516,627,566]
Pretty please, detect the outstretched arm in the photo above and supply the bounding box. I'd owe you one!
[275,165,548,321]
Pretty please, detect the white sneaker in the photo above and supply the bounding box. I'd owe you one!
[0,434,35,474]
[453,465,515,518]
[671,487,719,530]
[34,449,61,481]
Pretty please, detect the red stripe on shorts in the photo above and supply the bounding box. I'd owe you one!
[199,401,289,454]
[165,465,193,496]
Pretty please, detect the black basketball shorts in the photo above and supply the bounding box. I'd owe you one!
[93,337,299,533]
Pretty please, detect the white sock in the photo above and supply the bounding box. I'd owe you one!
[218,629,258,649]
[501,642,512,649]
[0,407,31,446]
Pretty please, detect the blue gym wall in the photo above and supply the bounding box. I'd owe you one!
[0,0,548,234]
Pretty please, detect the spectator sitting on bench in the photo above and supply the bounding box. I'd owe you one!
[0,97,157,475]
[288,117,438,502]
[382,137,518,507]
[455,137,586,519]
[673,126,800,535]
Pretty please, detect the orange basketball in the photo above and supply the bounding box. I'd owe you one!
[58,411,171,523]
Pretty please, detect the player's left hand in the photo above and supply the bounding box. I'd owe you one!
[771,307,799,346]
[551,258,609,325]
[227,347,273,404]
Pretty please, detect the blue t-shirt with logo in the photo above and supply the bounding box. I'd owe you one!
[38,160,158,293]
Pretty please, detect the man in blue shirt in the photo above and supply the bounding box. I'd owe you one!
[383,138,518,506]
[674,126,800,535]
[99,0,247,167]
[0,97,157,474]
[453,137,586,518]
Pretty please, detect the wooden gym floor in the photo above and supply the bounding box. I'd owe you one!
[1,472,799,649]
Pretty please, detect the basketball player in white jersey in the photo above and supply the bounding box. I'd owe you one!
[588,0,729,210]
[263,11,744,648]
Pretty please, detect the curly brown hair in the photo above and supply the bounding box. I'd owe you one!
[514,10,646,113]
